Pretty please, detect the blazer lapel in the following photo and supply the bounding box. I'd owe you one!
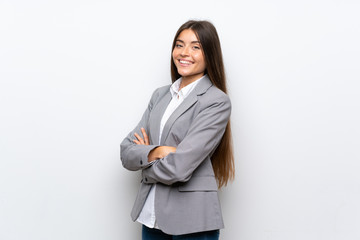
[149,90,172,145]
[160,76,213,144]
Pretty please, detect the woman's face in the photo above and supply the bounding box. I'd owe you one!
[172,29,206,83]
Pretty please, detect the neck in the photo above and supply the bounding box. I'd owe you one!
[179,74,204,90]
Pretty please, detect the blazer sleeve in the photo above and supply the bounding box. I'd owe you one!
[120,88,161,171]
[141,94,231,185]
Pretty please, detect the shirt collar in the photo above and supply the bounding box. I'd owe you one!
[170,75,206,99]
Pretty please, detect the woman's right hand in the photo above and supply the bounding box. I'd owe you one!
[133,128,149,145]
[148,146,176,163]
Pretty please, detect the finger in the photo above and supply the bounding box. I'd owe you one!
[134,132,145,144]
[133,139,141,145]
[134,133,144,144]
[141,128,149,145]
[165,146,176,151]
[164,146,177,155]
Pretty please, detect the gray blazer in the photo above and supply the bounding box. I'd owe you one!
[120,76,231,235]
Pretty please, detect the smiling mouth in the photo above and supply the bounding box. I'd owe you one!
[179,59,193,66]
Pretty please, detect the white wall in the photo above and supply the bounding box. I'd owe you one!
[1,0,359,239]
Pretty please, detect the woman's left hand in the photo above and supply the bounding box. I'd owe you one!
[133,127,149,145]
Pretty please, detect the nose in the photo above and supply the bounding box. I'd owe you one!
[180,46,190,56]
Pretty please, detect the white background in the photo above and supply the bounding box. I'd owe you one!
[1,0,359,239]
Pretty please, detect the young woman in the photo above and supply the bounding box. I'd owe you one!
[120,20,234,240]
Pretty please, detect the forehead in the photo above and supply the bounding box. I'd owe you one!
[177,29,200,42]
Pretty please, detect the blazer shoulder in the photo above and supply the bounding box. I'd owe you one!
[150,84,171,102]
[202,85,231,105]
[156,84,171,95]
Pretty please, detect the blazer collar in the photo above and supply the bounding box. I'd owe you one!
[192,75,213,96]
[159,75,213,144]
[149,90,172,145]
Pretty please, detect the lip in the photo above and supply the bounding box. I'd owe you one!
[178,59,194,67]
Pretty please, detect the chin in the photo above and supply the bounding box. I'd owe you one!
[178,70,192,77]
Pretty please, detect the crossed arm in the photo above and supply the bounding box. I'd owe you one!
[121,88,231,185]
[133,127,176,163]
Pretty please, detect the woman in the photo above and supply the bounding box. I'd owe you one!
[120,20,234,240]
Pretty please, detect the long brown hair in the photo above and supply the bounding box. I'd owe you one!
[171,20,235,188]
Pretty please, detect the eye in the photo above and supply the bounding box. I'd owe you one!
[193,45,201,50]
[175,44,183,48]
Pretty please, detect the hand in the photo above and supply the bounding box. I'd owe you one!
[148,146,176,163]
[133,128,149,145]
[133,128,176,162]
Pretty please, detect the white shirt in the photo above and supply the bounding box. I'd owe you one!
[136,75,205,229]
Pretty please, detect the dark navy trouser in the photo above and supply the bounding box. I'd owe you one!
[142,225,220,240]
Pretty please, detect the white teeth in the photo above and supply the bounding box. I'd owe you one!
[180,60,192,64]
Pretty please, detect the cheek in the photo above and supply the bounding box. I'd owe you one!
[194,53,205,64]
[196,55,206,69]
[172,53,177,65]
[172,49,180,59]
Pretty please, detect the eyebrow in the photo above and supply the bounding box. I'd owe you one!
[176,39,201,44]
